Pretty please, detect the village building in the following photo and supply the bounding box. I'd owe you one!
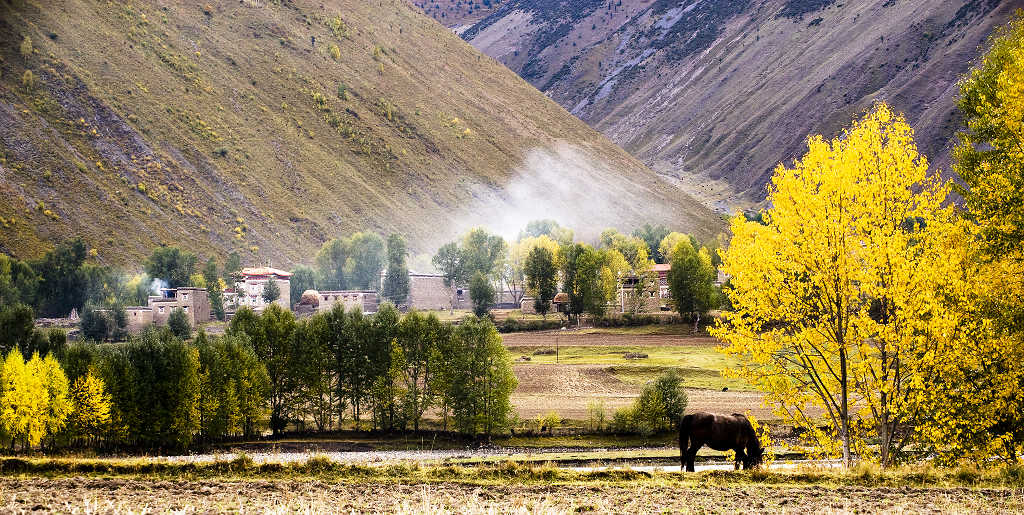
[130,286,212,329]
[124,306,153,333]
[406,273,469,311]
[294,289,379,315]
[617,263,672,313]
[236,267,291,310]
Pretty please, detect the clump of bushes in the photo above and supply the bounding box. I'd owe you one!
[623,352,648,360]
[497,318,563,333]
[611,369,688,435]
[532,348,556,356]
[593,313,683,327]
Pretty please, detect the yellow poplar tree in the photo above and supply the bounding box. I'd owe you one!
[713,103,955,467]
[914,12,1024,464]
[0,350,48,449]
[69,369,112,445]
[41,353,72,446]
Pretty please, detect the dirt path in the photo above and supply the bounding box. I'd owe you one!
[2,478,1018,513]
[511,363,767,419]
[503,332,721,347]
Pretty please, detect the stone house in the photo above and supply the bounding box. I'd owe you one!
[145,287,211,327]
[407,273,469,311]
[124,306,153,333]
[316,290,379,313]
[236,267,291,311]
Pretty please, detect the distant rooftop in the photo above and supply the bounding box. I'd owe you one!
[242,266,293,278]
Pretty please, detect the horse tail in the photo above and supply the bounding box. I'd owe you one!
[679,414,691,470]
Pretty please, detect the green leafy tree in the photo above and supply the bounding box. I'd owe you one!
[223,251,242,285]
[469,271,495,317]
[444,317,517,436]
[432,242,467,312]
[32,238,89,317]
[348,232,386,290]
[461,228,506,278]
[632,224,671,263]
[168,307,192,340]
[261,279,281,304]
[381,234,411,306]
[143,246,197,288]
[95,329,201,449]
[315,238,350,290]
[559,244,604,321]
[396,311,450,431]
[194,331,269,440]
[332,307,373,426]
[524,246,557,318]
[202,258,225,321]
[293,313,338,432]
[289,265,316,307]
[79,307,110,342]
[228,305,298,435]
[0,254,38,307]
[518,219,573,244]
[667,240,716,332]
[0,303,36,355]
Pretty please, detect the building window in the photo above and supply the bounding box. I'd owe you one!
[182,293,188,300]
[183,306,189,312]
[159,307,165,314]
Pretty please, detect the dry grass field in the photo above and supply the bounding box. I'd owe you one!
[1,476,1020,513]
[504,327,767,420]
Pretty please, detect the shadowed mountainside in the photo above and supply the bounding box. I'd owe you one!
[452,0,1015,209]
[0,0,722,266]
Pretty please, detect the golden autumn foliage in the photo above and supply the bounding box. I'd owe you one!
[713,104,958,466]
[954,11,1024,258]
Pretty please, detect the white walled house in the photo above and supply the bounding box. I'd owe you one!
[236,267,291,310]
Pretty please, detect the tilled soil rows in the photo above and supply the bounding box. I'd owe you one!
[1,478,1020,514]
[511,364,767,419]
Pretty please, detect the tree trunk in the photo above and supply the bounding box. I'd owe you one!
[840,347,851,467]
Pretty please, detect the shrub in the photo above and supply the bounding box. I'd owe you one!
[611,407,635,433]
[21,70,35,90]
[168,308,191,339]
[329,44,341,60]
[19,36,32,58]
[586,400,606,432]
[497,318,563,333]
[536,410,560,433]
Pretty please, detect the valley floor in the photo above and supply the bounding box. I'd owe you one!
[2,477,1020,513]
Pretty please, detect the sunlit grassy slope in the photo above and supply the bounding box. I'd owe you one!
[0,0,721,265]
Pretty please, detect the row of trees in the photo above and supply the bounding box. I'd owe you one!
[433,224,722,323]
[227,304,517,437]
[1,301,517,452]
[714,14,1024,467]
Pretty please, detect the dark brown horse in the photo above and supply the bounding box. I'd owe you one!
[679,412,763,472]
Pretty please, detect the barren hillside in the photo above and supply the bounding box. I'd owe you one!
[0,0,721,265]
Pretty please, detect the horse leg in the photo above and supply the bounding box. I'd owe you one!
[735,448,746,470]
[686,442,700,472]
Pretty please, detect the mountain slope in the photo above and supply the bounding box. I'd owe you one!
[0,0,721,265]
[457,0,1015,209]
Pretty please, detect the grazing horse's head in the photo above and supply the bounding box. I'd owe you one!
[743,444,764,469]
